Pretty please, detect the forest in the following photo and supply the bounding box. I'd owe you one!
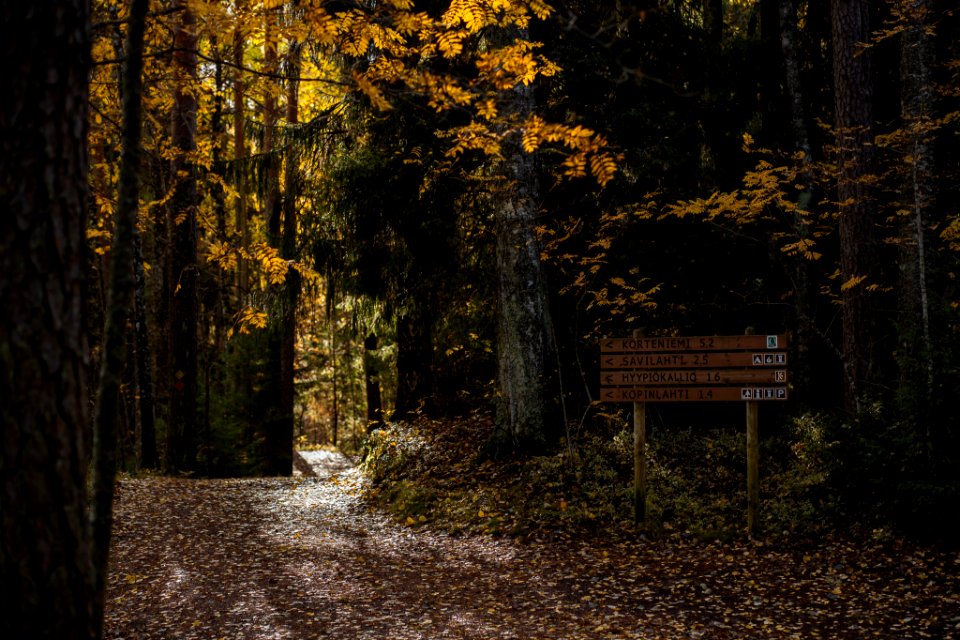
[2,0,959,638]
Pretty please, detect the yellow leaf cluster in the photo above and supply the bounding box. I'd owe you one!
[589,152,618,187]
[781,238,822,261]
[475,41,542,89]
[528,0,554,20]
[443,123,501,158]
[477,99,498,120]
[392,10,434,36]
[437,30,465,58]
[205,241,238,272]
[941,216,960,251]
[353,71,393,112]
[521,117,617,184]
[232,307,268,337]
[443,0,495,33]
[304,8,338,46]
[247,242,291,285]
[840,274,868,292]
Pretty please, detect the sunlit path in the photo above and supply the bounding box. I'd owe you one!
[105,453,959,640]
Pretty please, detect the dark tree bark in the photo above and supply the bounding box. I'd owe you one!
[779,0,817,403]
[168,2,200,471]
[0,2,97,637]
[831,0,878,413]
[234,0,250,299]
[267,37,303,476]
[257,6,294,476]
[133,228,158,469]
[704,0,723,48]
[491,60,553,453]
[760,0,785,145]
[364,333,384,431]
[90,0,150,635]
[392,307,435,420]
[263,7,281,241]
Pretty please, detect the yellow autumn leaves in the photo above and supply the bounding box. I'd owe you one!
[334,0,617,186]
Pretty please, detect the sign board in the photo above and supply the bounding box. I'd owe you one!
[599,334,788,403]
[606,333,789,534]
[601,334,783,353]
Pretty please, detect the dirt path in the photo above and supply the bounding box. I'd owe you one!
[105,451,960,639]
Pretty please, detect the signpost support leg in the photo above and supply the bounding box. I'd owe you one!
[634,400,646,525]
[746,400,759,536]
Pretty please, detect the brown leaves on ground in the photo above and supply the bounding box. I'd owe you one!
[105,450,960,639]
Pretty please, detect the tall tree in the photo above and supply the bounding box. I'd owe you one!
[779,0,817,402]
[491,43,554,453]
[704,0,723,48]
[831,0,879,413]
[234,0,250,298]
[896,0,936,437]
[90,0,150,634]
[276,36,302,475]
[133,227,158,469]
[0,2,98,637]
[168,1,200,470]
[259,3,291,474]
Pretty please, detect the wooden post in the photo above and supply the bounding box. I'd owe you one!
[633,329,646,524]
[746,399,759,535]
[634,400,646,524]
[744,327,759,535]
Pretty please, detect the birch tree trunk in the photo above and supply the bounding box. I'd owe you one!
[897,0,936,441]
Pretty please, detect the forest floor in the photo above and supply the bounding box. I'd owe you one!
[104,446,960,639]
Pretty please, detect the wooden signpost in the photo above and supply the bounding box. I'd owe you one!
[600,331,789,535]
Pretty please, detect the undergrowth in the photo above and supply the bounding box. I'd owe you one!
[359,410,835,541]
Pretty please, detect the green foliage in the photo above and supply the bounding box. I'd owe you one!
[824,407,960,540]
[645,427,746,539]
[359,412,856,541]
[360,423,427,483]
[196,332,275,477]
[760,414,837,533]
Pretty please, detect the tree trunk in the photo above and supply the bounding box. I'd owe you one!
[327,279,340,446]
[491,58,553,453]
[134,227,158,469]
[779,0,816,403]
[897,0,936,440]
[364,333,384,431]
[0,2,97,637]
[831,0,878,414]
[274,37,302,475]
[392,307,435,420]
[760,0,784,145]
[151,124,173,447]
[91,0,150,634]
[233,0,249,299]
[704,0,723,48]
[258,6,293,475]
[168,2,200,471]
[263,7,281,240]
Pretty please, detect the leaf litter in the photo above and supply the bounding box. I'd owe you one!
[106,449,960,639]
